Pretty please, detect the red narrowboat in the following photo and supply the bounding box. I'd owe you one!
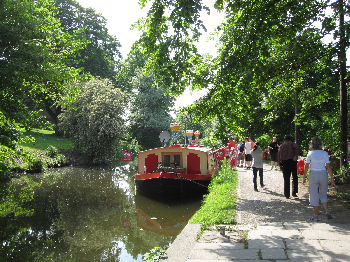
[135,144,217,197]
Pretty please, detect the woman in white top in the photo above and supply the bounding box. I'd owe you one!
[303,137,335,222]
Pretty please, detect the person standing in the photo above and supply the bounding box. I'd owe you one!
[238,141,245,167]
[303,137,335,221]
[251,142,264,191]
[278,135,299,199]
[225,146,230,167]
[230,146,237,168]
[244,137,252,169]
[268,137,279,170]
[249,137,255,150]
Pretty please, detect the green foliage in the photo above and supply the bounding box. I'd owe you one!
[136,0,210,94]
[143,245,168,262]
[25,154,43,173]
[59,78,128,164]
[46,146,59,158]
[139,0,348,159]
[175,107,225,148]
[255,134,272,152]
[0,176,40,217]
[129,70,174,149]
[0,113,22,148]
[55,0,121,84]
[21,129,73,152]
[334,164,350,185]
[190,165,238,227]
[0,0,85,134]
[115,133,142,165]
[0,145,15,179]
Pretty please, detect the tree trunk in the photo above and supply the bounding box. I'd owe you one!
[294,77,299,145]
[338,0,348,167]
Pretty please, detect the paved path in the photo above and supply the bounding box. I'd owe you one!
[164,163,350,262]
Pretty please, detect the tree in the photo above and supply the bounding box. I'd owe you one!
[137,0,348,159]
[136,0,212,95]
[55,0,122,83]
[58,78,128,164]
[129,70,174,149]
[0,0,85,138]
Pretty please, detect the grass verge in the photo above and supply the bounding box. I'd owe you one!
[189,164,238,228]
[21,129,73,152]
[1,129,73,176]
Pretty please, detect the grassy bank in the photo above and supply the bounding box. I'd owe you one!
[189,164,238,228]
[21,129,73,152]
[1,129,73,176]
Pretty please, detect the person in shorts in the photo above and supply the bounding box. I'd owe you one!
[238,141,245,167]
[244,137,252,169]
[303,137,335,222]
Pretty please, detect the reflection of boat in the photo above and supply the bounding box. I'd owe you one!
[135,194,200,236]
[135,144,218,197]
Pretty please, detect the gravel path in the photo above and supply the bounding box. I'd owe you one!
[236,163,350,225]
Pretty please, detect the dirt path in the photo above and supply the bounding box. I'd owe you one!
[236,163,350,225]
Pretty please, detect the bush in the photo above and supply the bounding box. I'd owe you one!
[26,154,43,173]
[0,113,22,148]
[46,145,58,158]
[334,164,350,185]
[59,78,128,165]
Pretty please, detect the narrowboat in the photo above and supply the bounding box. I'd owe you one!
[134,144,218,197]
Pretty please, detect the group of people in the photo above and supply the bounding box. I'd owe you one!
[224,135,336,222]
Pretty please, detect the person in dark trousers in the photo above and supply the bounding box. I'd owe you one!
[278,135,300,199]
[251,142,264,191]
[268,136,279,170]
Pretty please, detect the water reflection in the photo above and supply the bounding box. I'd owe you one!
[0,166,202,261]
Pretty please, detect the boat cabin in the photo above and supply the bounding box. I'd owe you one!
[137,146,215,176]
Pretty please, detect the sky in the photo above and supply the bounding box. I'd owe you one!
[76,0,222,110]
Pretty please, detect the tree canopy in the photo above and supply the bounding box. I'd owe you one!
[55,0,122,84]
[137,0,349,159]
[0,0,85,134]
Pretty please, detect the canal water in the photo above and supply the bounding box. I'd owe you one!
[0,166,202,262]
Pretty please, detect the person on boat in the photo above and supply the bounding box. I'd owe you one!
[251,142,264,191]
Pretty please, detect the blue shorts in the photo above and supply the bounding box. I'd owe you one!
[308,170,328,206]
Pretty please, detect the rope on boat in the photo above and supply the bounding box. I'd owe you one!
[172,172,209,189]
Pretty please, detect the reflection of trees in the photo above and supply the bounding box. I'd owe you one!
[1,167,190,261]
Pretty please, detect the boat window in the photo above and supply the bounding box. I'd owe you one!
[161,152,183,168]
[173,154,180,167]
[163,155,171,167]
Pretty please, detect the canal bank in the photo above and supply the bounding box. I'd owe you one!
[163,163,350,262]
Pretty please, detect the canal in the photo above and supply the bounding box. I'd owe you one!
[0,166,202,261]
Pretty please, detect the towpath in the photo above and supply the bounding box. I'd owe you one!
[164,163,350,262]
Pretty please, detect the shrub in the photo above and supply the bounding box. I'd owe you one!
[334,164,350,185]
[26,154,43,173]
[46,145,58,158]
[59,78,128,165]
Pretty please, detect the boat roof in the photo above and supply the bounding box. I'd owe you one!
[138,145,212,155]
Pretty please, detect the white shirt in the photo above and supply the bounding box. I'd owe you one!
[305,150,330,171]
[245,142,251,154]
